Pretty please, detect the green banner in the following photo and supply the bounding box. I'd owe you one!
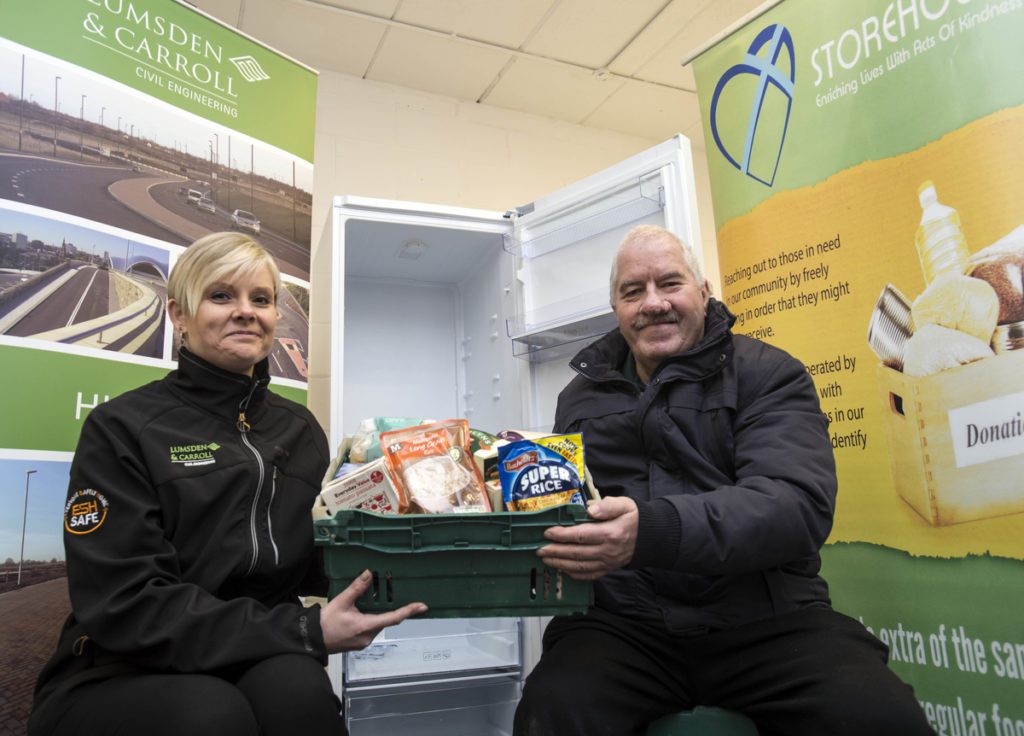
[694,0,1024,728]
[0,5,315,730]
[697,0,1024,229]
[823,545,1024,731]
[0,0,316,161]
[0,343,307,452]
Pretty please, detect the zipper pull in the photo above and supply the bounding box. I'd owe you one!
[237,412,251,432]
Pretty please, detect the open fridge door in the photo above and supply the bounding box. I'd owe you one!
[506,134,703,432]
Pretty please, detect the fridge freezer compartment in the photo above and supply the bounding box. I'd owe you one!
[314,505,594,617]
[345,617,519,683]
[346,675,520,736]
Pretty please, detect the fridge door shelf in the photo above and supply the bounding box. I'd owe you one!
[345,672,520,736]
[505,285,616,362]
[503,174,665,260]
[344,617,521,684]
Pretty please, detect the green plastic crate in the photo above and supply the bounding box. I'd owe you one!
[314,504,594,618]
[646,708,759,735]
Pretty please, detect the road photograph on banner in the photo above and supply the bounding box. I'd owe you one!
[0,2,318,730]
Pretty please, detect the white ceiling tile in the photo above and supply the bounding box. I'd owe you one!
[367,27,512,101]
[188,0,762,143]
[238,0,386,76]
[607,0,709,77]
[394,0,554,48]
[523,0,669,69]
[187,0,244,27]
[585,80,701,142]
[310,0,402,19]
[632,0,768,87]
[485,57,623,124]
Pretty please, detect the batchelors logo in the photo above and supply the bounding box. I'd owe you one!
[503,450,539,473]
[709,23,796,187]
[65,489,110,535]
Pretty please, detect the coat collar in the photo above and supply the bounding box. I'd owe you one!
[570,298,737,384]
[166,346,271,426]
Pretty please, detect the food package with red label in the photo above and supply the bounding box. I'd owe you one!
[381,419,491,513]
[320,455,406,515]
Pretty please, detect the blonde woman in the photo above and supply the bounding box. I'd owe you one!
[30,232,424,736]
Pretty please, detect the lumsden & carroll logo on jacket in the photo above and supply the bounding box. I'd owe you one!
[169,442,222,467]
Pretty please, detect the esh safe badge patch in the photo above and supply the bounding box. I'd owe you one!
[65,489,109,535]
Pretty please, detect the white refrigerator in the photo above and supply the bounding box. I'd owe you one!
[316,134,702,735]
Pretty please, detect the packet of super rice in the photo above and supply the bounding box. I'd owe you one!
[498,433,586,511]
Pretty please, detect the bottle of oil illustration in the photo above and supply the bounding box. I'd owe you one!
[915,181,970,284]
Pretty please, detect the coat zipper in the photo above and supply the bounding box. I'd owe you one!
[240,429,264,576]
[267,466,280,565]
[237,379,266,576]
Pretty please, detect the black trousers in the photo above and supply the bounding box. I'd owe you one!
[514,606,936,736]
[33,653,346,736]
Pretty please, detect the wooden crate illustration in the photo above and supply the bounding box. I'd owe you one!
[876,350,1024,525]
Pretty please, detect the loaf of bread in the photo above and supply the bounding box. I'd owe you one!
[911,272,999,343]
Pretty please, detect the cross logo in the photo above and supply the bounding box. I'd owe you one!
[709,24,795,188]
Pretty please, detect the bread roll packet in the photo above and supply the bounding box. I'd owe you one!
[381,419,491,514]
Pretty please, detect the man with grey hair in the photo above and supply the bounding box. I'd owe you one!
[514,225,932,736]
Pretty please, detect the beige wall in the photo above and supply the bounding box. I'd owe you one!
[307,70,720,428]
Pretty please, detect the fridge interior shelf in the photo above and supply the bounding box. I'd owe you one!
[345,617,520,683]
[315,505,594,617]
[503,174,664,259]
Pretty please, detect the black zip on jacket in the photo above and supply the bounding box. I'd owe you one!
[554,299,837,634]
[31,347,330,728]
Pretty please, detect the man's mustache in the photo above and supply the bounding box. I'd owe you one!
[633,312,680,330]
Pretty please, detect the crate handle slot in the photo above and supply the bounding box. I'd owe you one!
[543,568,551,600]
[555,571,564,600]
[370,571,380,601]
[385,571,394,602]
[888,392,905,417]
[529,568,538,600]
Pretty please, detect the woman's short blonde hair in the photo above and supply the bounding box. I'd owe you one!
[167,232,282,319]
